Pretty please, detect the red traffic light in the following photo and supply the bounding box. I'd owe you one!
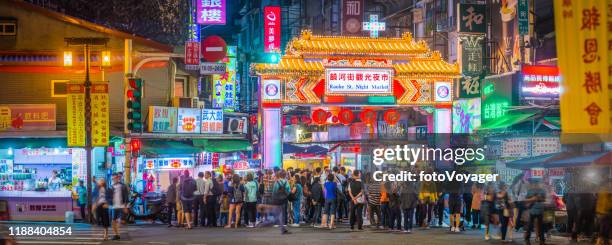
[130,140,141,152]
[129,78,142,89]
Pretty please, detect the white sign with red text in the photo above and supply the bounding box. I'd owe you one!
[325,68,392,95]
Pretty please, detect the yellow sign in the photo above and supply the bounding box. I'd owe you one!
[91,82,110,147]
[67,83,85,147]
[554,0,610,137]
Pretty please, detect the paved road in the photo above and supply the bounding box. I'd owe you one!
[3,222,596,245]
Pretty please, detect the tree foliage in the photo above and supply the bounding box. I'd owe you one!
[48,0,190,45]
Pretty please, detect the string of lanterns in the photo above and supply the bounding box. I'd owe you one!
[283,108,401,126]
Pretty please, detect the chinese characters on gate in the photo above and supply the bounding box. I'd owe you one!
[197,0,226,25]
[325,69,392,94]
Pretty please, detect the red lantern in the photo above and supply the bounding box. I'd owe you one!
[312,109,328,124]
[290,116,299,125]
[383,109,400,125]
[338,109,354,125]
[360,109,376,125]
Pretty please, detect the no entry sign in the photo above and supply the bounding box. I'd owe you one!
[201,35,227,62]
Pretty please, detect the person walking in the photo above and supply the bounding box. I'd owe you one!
[225,174,245,228]
[310,176,323,227]
[75,180,87,222]
[387,181,402,232]
[91,176,99,224]
[110,173,129,240]
[290,174,303,227]
[493,182,514,242]
[244,172,258,228]
[94,178,111,240]
[180,170,197,229]
[366,175,382,229]
[400,178,419,233]
[470,183,483,229]
[321,174,337,229]
[348,170,365,231]
[272,170,291,234]
[482,182,495,240]
[166,177,178,227]
[524,179,547,245]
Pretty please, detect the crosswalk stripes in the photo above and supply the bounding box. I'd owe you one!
[11,224,144,245]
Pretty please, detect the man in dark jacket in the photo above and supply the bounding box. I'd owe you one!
[400,179,419,232]
[310,177,323,226]
[166,177,178,227]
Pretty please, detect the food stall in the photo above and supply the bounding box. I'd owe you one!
[0,147,85,221]
[224,159,261,176]
[141,157,196,192]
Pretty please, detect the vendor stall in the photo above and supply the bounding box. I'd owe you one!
[0,147,85,221]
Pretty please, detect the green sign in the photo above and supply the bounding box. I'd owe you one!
[518,0,529,35]
[483,100,509,121]
[481,73,518,125]
[457,3,486,33]
[460,35,485,76]
[459,75,484,98]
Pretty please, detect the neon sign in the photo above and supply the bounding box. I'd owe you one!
[521,65,560,99]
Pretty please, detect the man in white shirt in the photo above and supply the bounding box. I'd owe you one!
[203,171,215,226]
[193,172,206,227]
[111,173,128,240]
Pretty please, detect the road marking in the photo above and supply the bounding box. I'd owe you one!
[16,241,101,245]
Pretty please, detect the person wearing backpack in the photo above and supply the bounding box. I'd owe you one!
[225,174,245,228]
[272,170,291,234]
[180,170,197,229]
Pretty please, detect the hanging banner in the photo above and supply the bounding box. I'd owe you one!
[554,0,610,136]
[263,6,281,52]
[66,83,85,147]
[196,0,226,25]
[91,82,109,147]
[459,34,485,76]
[342,0,364,36]
[148,106,178,133]
[0,104,56,131]
[517,0,529,35]
[457,3,486,33]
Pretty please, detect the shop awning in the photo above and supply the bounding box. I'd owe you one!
[141,140,203,156]
[192,139,252,153]
[478,113,536,131]
[545,151,611,168]
[505,153,562,169]
[541,117,560,130]
[0,137,67,149]
[283,143,305,154]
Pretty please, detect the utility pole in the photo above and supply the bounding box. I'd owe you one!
[65,37,109,223]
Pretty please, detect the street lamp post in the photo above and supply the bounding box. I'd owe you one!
[64,37,110,223]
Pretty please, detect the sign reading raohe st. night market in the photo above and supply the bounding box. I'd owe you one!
[197,0,226,25]
[457,3,486,33]
[325,68,392,95]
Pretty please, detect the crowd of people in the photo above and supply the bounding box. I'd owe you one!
[91,166,610,244]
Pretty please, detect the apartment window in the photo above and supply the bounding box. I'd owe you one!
[51,80,68,97]
[0,19,17,36]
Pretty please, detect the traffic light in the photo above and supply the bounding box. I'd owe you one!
[253,52,281,64]
[130,139,141,157]
[127,78,143,132]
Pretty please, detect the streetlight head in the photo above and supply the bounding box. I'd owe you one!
[63,51,73,66]
[101,50,111,67]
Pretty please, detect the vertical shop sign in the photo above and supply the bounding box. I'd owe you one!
[459,35,485,76]
[91,82,109,147]
[342,0,364,36]
[554,0,610,135]
[457,3,486,33]
[67,83,85,147]
[517,0,529,35]
[263,6,281,52]
[185,41,201,66]
[196,0,226,25]
[459,75,483,98]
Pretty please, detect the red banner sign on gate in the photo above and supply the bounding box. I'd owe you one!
[263,6,281,52]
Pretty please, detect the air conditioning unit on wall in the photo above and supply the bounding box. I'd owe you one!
[226,117,247,134]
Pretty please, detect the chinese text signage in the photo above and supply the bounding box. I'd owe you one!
[91,82,109,147]
[199,62,226,75]
[521,65,560,99]
[185,41,201,65]
[196,0,225,25]
[148,106,177,133]
[177,108,201,133]
[144,158,195,170]
[554,0,610,135]
[459,75,482,98]
[0,104,56,131]
[517,0,529,35]
[201,109,223,134]
[457,3,486,33]
[66,83,85,147]
[263,6,281,52]
[342,0,364,36]
[325,68,392,95]
[459,35,485,76]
